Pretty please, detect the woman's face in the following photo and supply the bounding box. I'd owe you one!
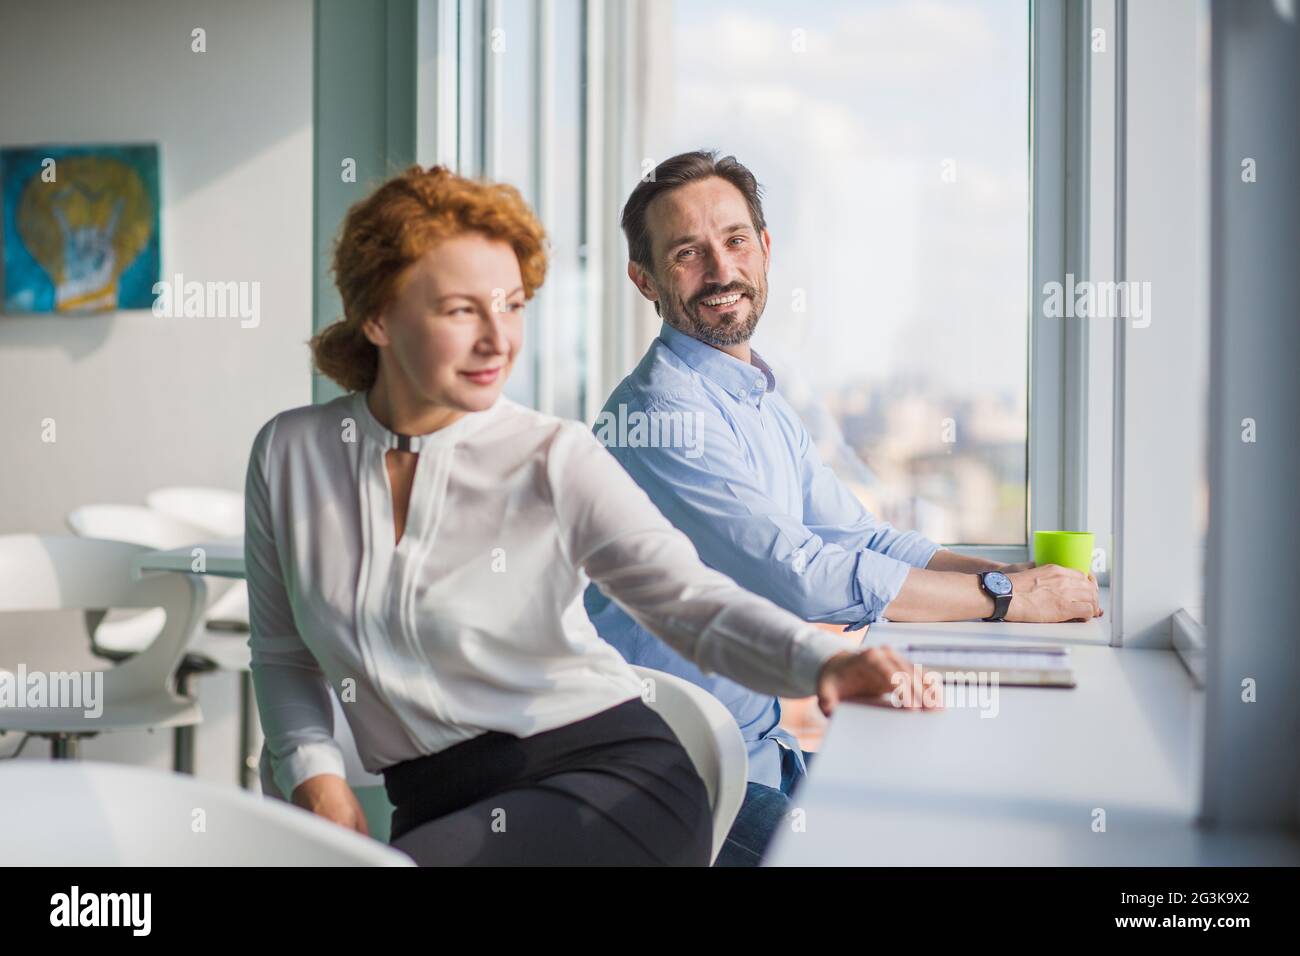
[366,232,526,412]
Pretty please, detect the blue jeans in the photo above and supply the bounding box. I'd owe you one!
[714,747,814,867]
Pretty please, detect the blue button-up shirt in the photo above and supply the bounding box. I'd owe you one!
[584,322,941,788]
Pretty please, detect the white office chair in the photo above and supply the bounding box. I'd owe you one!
[137,491,251,659]
[0,761,413,865]
[66,504,253,777]
[256,667,748,864]
[146,486,244,539]
[0,534,206,758]
[66,504,248,651]
[631,665,748,864]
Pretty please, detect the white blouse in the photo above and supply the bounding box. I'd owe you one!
[244,390,851,798]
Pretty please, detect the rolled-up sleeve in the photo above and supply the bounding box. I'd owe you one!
[244,418,346,798]
[796,420,941,620]
[550,423,850,698]
[606,395,929,628]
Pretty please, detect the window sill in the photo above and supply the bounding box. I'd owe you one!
[1171,607,1206,687]
[768,613,1300,865]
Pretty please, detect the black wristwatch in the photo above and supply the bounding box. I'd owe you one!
[978,570,1013,622]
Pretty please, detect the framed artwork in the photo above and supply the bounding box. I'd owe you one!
[2,143,160,314]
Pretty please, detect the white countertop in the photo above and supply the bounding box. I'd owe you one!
[768,601,1300,866]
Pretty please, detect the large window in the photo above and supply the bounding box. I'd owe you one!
[650,0,1031,546]
[430,0,1031,547]
[452,0,591,422]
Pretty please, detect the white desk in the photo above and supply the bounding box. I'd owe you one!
[132,540,246,580]
[769,601,1300,866]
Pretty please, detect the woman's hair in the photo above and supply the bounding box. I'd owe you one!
[310,165,548,393]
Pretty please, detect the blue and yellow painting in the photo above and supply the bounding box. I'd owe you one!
[2,144,160,314]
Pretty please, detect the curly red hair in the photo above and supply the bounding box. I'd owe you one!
[310,165,548,393]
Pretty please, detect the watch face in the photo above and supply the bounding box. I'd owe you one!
[984,571,1012,596]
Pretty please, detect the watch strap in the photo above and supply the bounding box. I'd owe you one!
[980,572,1013,622]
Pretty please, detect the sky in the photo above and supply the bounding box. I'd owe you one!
[662,0,1030,399]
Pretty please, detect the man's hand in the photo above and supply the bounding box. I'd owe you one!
[291,773,370,836]
[1005,564,1102,622]
[816,646,944,717]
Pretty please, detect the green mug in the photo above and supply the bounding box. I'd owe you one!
[1033,531,1095,575]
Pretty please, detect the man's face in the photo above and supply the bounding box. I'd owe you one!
[635,177,770,348]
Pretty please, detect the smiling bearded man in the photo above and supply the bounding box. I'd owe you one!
[582,149,1102,866]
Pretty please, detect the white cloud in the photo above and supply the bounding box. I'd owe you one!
[660,0,1029,391]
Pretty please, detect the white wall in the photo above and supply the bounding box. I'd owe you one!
[1111,0,1210,646]
[1201,0,1300,829]
[0,0,313,782]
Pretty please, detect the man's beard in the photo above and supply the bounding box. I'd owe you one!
[664,280,765,347]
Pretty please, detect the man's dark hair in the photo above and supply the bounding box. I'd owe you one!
[620,150,767,271]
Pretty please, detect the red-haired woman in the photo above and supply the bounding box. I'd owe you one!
[244,165,935,866]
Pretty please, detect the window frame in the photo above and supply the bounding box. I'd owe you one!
[618,0,1093,561]
[415,0,595,418]
[1023,0,1092,566]
[329,0,1100,559]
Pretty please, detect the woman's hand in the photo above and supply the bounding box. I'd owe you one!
[815,646,944,717]
[291,773,371,836]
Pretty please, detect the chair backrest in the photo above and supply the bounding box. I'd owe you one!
[66,504,212,550]
[146,486,244,538]
[66,504,236,616]
[258,666,748,863]
[0,534,206,700]
[631,665,748,864]
[0,761,412,865]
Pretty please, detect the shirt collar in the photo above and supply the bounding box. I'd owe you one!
[657,322,776,407]
[351,389,500,452]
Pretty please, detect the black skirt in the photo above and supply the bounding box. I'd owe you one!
[382,698,712,866]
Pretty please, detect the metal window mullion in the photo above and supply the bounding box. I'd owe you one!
[1029,0,1090,556]
[600,0,641,405]
[534,0,556,415]
[1062,0,1092,536]
[1028,0,1068,549]
[456,0,483,175]
[480,0,502,177]
[414,0,459,168]
[581,0,605,424]
[1110,0,1128,646]
[1086,0,1117,590]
